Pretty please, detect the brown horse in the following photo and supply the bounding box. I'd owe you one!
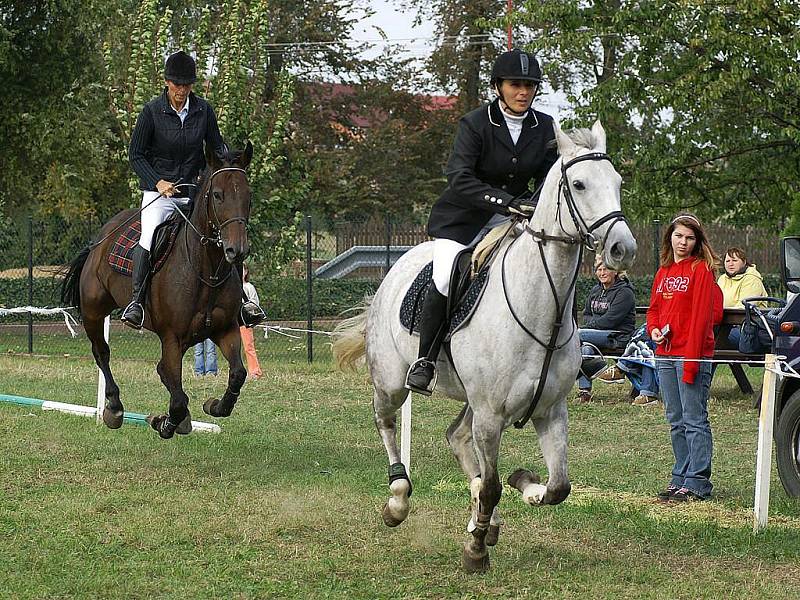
[61,143,253,439]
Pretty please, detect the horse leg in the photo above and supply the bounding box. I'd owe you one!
[203,326,246,418]
[446,405,502,547]
[509,400,571,506]
[462,411,504,574]
[146,338,190,440]
[374,387,413,527]
[84,316,124,429]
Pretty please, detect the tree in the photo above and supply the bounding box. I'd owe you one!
[403,0,506,111]
[517,0,800,228]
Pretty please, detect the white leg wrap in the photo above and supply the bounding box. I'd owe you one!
[466,477,482,533]
[521,482,549,506]
[386,478,411,521]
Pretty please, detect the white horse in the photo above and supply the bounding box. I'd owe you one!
[332,121,637,573]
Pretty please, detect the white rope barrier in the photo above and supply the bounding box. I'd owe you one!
[260,325,333,339]
[0,306,80,337]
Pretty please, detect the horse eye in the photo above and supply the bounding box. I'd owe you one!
[572,180,585,191]
[213,190,223,202]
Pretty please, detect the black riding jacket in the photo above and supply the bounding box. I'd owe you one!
[428,98,558,245]
[129,89,226,200]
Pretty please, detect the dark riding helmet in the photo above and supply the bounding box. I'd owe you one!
[490,49,542,87]
[164,51,197,85]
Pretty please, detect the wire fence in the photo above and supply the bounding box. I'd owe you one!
[0,213,785,366]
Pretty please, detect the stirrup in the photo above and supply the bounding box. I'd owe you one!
[404,358,438,396]
[240,300,266,328]
[120,301,144,329]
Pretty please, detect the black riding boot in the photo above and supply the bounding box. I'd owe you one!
[121,246,151,330]
[405,284,448,395]
[237,263,267,328]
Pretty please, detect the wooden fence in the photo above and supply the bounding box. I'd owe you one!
[332,217,782,278]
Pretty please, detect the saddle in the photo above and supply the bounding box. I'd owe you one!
[399,221,518,339]
[108,210,186,277]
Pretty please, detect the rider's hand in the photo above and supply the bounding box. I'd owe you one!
[156,179,175,197]
[507,197,536,217]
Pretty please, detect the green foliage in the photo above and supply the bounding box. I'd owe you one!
[517,0,800,228]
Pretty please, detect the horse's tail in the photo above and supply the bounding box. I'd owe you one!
[331,295,373,371]
[60,245,91,311]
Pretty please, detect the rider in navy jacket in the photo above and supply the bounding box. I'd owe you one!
[121,51,265,330]
[129,89,225,201]
[405,48,559,395]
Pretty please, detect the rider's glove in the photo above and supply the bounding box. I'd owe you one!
[507,192,537,217]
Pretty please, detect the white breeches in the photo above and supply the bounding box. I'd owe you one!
[432,238,467,296]
[138,191,190,251]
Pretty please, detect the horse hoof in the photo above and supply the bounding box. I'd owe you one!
[202,398,219,416]
[381,501,405,527]
[102,408,123,429]
[462,546,490,574]
[175,414,193,435]
[507,468,540,491]
[145,414,175,439]
[485,524,500,547]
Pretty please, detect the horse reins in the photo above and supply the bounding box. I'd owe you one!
[505,152,627,429]
[176,166,249,289]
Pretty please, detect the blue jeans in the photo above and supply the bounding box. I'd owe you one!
[619,358,659,397]
[194,339,218,375]
[577,329,618,390]
[657,358,713,498]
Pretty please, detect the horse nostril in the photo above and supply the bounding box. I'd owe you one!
[609,241,625,262]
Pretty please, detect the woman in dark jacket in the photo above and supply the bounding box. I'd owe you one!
[576,257,636,402]
[405,48,559,394]
[121,51,265,330]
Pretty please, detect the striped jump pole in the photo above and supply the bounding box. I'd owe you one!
[0,394,221,434]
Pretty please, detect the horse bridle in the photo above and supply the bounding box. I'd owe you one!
[173,166,250,289]
[504,151,627,428]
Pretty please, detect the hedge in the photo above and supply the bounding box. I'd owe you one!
[1,273,785,321]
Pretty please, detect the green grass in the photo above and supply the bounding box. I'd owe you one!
[0,354,798,599]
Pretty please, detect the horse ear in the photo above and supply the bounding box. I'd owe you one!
[591,120,607,153]
[239,140,253,169]
[554,120,578,158]
[206,143,222,170]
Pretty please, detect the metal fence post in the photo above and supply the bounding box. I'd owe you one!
[652,219,661,274]
[27,216,33,354]
[306,215,313,363]
[384,212,391,276]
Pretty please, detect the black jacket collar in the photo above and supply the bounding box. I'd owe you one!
[488,98,543,152]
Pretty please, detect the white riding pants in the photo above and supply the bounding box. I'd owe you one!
[432,238,467,296]
[138,191,190,251]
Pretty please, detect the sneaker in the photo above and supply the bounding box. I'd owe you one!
[670,487,707,502]
[656,485,679,502]
[632,394,659,407]
[575,390,593,404]
[597,365,625,383]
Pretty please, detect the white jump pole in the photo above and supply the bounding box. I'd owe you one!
[95,315,110,424]
[400,391,412,474]
[753,353,778,533]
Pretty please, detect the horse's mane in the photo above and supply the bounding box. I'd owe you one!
[565,128,600,151]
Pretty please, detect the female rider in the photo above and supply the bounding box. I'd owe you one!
[405,48,559,394]
[122,51,265,329]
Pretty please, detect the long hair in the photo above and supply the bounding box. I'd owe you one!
[659,213,718,271]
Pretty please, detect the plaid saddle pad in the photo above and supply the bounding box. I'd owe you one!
[108,217,181,277]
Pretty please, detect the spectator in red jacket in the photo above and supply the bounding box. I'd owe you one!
[647,213,723,503]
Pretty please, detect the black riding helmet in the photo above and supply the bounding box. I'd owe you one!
[490,48,542,87]
[164,51,197,85]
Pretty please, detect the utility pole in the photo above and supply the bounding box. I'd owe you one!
[507,0,513,50]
